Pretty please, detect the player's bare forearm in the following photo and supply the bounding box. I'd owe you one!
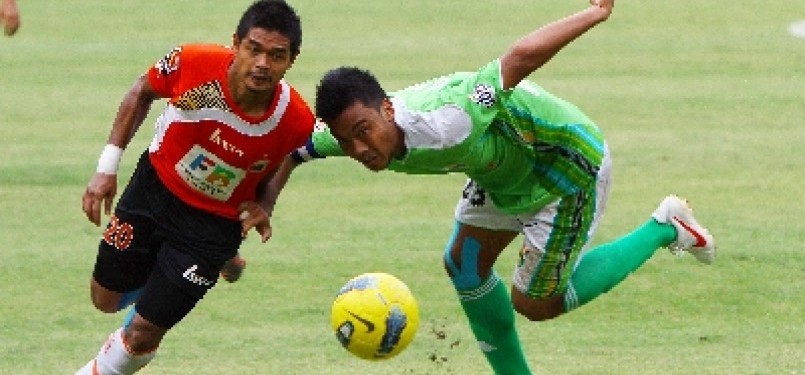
[240,155,302,242]
[252,169,279,219]
[106,74,158,148]
[500,0,614,89]
[240,155,299,242]
[262,154,301,214]
[82,75,158,227]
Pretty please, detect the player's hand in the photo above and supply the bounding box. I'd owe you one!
[1,0,20,36]
[590,0,614,15]
[238,201,272,243]
[82,173,118,226]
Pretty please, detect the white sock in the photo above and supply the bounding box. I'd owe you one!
[75,328,156,375]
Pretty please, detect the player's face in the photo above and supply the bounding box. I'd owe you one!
[328,99,406,172]
[230,27,296,94]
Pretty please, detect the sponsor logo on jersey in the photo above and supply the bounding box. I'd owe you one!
[182,264,214,286]
[208,128,245,157]
[155,47,181,76]
[176,145,246,201]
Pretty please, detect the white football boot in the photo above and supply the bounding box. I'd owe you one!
[652,195,716,264]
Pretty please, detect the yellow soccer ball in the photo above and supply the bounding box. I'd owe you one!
[330,272,420,360]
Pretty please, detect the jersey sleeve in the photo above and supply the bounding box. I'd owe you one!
[147,46,184,98]
[460,59,514,130]
[290,121,345,163]
[393,59,510,138]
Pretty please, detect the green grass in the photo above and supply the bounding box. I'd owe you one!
[1,0,804,374]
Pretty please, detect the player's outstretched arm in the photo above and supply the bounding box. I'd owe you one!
[239,154,303,242]
[500,0,614,90]
[82,74,158,226]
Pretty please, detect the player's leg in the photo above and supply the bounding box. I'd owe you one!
[446,180,532,375]
[510,147,612,320]
[88,214,149,327]
[76,270,189,375]
[563,194,715,310]
[511,147,715,315]
[77,240,226,375]
[509,188,598,321]
[77,153,242,374]
[76,214,160,374]
[560,145,714,311]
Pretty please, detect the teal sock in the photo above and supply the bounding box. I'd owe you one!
[117,288,142,311]
[122,306,137,329]
[458,275,532,375]
[564,219,675,311]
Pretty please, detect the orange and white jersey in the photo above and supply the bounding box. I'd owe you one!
[146,44,315,220]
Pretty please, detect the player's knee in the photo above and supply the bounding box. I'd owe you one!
[442,226,485,290]
[89,278,125,313]
[512,292,564,322]
[441,254,456,278]
[516,306,559,322]
[125,319,166,353]
[90,293,122,314]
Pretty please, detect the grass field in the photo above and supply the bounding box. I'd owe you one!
[1,0,804,374]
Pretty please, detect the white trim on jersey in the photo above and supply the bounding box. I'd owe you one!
[149,80,291,152]
[391,97,473,151]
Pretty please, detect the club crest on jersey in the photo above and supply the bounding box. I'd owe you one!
[176,145,246,201]
[249,159,269,173]
[155,46,181,76]
[470,83,496,108]
[462,180,486,207]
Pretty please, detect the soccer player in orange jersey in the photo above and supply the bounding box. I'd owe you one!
[76,1,315,373]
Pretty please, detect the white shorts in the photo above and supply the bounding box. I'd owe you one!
[454,146,612,297]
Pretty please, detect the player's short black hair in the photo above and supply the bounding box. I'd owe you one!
[236,0,302,55]
[315,67,387,123]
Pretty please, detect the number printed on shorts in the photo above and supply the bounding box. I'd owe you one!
[103,215,134,251]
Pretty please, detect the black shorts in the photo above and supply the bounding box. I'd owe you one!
[93,151,242,328]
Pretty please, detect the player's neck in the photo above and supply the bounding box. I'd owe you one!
[230,85,275,118]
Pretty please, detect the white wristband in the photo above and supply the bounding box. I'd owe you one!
[96,144,124,174]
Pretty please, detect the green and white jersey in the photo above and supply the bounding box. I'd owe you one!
[293,59,605,214]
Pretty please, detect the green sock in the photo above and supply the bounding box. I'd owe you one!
[458,274,532,375]
[564,219,675,311]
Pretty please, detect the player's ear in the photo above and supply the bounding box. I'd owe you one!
[288,51,299,66]
[231,33,241,49]
[382,98,394,123]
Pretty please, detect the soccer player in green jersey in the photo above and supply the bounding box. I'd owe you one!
[260,0,716,373]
